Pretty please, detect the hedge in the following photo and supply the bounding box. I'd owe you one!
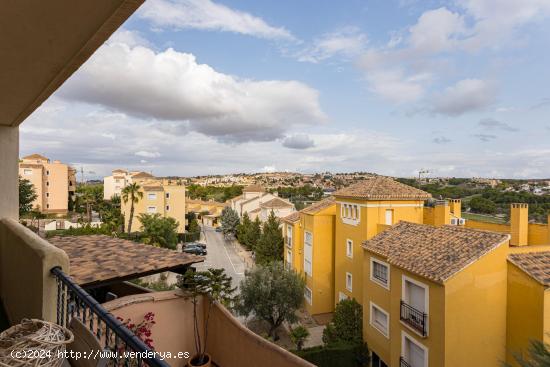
[179,231,201,243]
[293,342,368,367]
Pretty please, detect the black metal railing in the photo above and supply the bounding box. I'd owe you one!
[400,356,412,367]
[400,300,427,336]
[51,267,169,367]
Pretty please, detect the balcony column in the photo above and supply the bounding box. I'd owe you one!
[0,125,18,220]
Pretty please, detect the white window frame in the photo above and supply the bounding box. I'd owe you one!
[401,275,429,337]
[370,302,390,338]
[147,206,157,214]
[340,202,360,226]
[147,193,157,200]
[286,249,293,269]
[401,331,429,367]
[287,225,293,249]
[346,272,353,292]
[304,231,313,277]
[304,287,312,305]
[23,169,32,175]
[385,209,393,225]
[370,257,390,290]
[346,239,353,258]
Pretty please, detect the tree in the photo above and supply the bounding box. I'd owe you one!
[506,339,550,367]
[220,207,240,238]
[138,213,179,249]
[186,212,200,233]
[121,183,143,233]
[322,298,363,346]
[290,325,310,351]
[469,196,497,214]
[255,211,284,265]
[19,176,37,216]
[179,268,235,366]
[99,195,123,233]
[235,262,305,340]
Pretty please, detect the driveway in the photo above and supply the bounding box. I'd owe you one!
[193,226,246,290]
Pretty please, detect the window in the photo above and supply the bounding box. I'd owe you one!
[46,181,49,186]
[286,225,293,248]
[370,258,390,289]
[338,292,348,302]
[401,276,429,336]
[286,249,293,269]
[340,202,360,224]
[371,352,388,367]
[46,170,50,176]
[370,302,389,337]
[346,239,353,258]
[23,169,32,175]
[385,209,393,225]
[46,193,49,198]
[402,332,428,367]
[166,205,170,211]
[304,287,312,305]
[147,193,157,200]
[147,206,156,213]
[304,231,313,276]
[166,192,170,199]
[346,272,353,292]
[46,204,49,209]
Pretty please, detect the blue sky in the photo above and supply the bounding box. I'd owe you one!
[20,0,550,178]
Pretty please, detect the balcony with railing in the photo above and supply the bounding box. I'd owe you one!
[400,300,428,337]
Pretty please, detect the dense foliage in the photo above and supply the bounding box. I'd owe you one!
[187,184,243,202]
[121,183,143,233]
[272,184,324,201]
[236,262,304,339]
[138,213,179,249]
[236,213,261,250]
[255,211,284,265]
[468,196,497,214]
[290,325,310,351]
[19,176,37,216]
[220,207,240,237]
[294,342,370,367]
[505,339,550,367]
[322,298,363,346]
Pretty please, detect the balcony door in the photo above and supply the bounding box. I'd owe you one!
[402,333,427,367]
[408,282,425,313]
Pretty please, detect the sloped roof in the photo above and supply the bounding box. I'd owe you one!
[131,171,154,179]
[260,197,294,209]
[282,211,301,223]
[509,252,550,287]
[142,185,164,192]
[243,184,265,193]
[22,153,49,161]
[49,235,202,287]
[301,197,335,215]
[333,177,431,200]
[363,221,509,284]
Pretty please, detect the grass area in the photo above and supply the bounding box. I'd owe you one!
[462,212,507,224]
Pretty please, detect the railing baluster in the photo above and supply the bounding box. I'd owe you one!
[51,266,168,367]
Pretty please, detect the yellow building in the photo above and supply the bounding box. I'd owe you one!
[121,180,187,233]
[333,177,431,307]
[103,169,155,200]
[282,211,302,273]
[506,252,550,366]
[19,154,76,214]
[363,222,510,367]
[186,199,227,227]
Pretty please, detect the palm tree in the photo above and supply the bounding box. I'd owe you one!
[121,183,143,233]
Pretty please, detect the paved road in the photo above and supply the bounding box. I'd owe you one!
[193,226,246,290]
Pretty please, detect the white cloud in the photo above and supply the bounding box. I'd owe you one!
[364,68,428,104]
[138,0,294,40]
[135,151,161,158]
[296,27,367,63]
[107,29,151,48]
[432,79,496,116]
[59,42,325,142]
[408,7,467,54]
[281,134,315,149]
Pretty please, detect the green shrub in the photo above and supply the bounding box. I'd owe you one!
[294,342,369,367]
[322,298,363,345]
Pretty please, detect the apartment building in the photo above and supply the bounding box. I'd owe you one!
[231,184,295,221]
[18,154,76,214]
[333,177,432,307]
[363,222,510,367]
[121,180,186,233]
[103,169,154,200]
[186,199,227,227]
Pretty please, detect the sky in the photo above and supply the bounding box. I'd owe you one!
[20,0,550,179]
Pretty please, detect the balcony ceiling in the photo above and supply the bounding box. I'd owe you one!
[0,0,144,127]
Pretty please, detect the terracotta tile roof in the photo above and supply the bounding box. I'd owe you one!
[362,222,509,284]
[282,211,301,223]
[249,208,261,214]
[230,194,243,202]
[333,176,431,200]
[142,185,164,192]
[243,184,265,193]
[509,252,550,287]
[260,197,294,209]
[131,172,154,179]
[49,235,202,287]
[301,197,335,215]
[22,153,49,161]
[19,163,43,169]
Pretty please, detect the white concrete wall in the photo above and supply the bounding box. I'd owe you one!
[0,126,18,220]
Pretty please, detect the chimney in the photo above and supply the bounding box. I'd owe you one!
[449,199,461,218]
[434,200,450,227]
[510,203,528,246]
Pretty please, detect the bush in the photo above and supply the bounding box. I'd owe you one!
[294,342,369,367]
[179,231,201,243]
[45,225,108,238]
[322,298,363,345]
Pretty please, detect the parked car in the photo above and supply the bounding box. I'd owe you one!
[183,245,207,256]
[185,242,206,249]
[215,227,223,232]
